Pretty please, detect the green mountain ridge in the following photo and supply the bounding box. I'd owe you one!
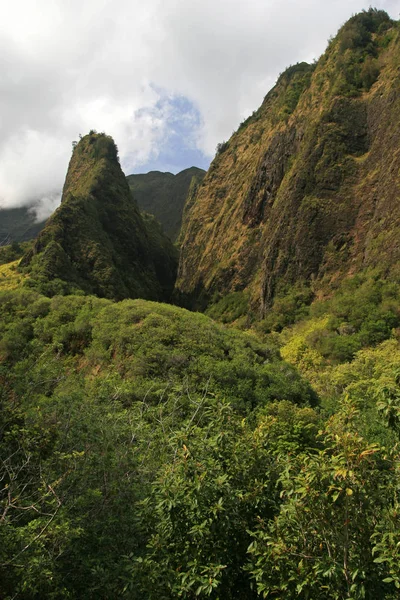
[20,132,177,300]
[0,206,46,245]
[127,166,206,242]
[0,167,205,247]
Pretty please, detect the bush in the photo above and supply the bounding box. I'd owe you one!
[258,283,313,334]
[216,140,229,155]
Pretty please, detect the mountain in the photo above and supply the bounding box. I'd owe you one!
[3,12,400,599]
[0,167,205,247]
[176,9,400,313]
[0,206,46,245]
[126,167,206,242]
[20,132,178,300]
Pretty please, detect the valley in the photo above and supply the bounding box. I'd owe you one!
[1,8,400,599]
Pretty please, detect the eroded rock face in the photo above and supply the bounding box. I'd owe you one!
[21,132,178,300]
[259,96,370,307]
[242,127,298,228]
[176,11,400,314]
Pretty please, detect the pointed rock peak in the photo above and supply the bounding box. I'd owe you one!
[21,132,177,300]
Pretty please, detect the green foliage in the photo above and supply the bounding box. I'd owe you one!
[2,280,400,598]
[0,241,32,265]
[206,291,250,324]
[332,9,393,96]
[276,275,400,368]
[0,289,318,598]
[128,401,321,599]
[307,275,400,363]
[375,367,400,432]
[278,62,315,119]
[258,283,314,334]
[372,504,400,593]
[216,140,229,155]
[0,260,25,291]
[247,402,399,599]
[360,55,380,89]
[339,9,392,51]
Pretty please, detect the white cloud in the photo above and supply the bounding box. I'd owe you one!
[0,0,399,218]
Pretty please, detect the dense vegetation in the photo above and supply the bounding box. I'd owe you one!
[333,8,394,96]
[127,167,205,242]
[1,287,316,598]
[1,270,400,598]
[0,241,32,266]
[0,168,203,248]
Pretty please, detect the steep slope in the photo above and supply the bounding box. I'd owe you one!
[20,132,177,300]
[177,9,400,313]
[0,206,46,245]
[127,167,205,241]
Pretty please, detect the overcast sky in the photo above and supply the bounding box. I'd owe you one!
[0,0,399,219]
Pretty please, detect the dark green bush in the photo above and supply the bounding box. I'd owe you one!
[308,275,400,362]
[258,283,314,334]
[206,291,250,324]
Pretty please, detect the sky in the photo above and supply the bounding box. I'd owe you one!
[0,0,399,220]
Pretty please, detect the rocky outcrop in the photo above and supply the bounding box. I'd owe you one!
[21,132,178,300]
[176,10,400,314]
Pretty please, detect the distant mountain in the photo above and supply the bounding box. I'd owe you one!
[127,167,206,242]
[176,9,400,313]
[20,132,178,300]
[0,206,45,245]
[0,167,205,247]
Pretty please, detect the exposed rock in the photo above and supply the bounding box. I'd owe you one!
[176,10,400,314]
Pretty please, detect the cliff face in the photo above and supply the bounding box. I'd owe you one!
[21,132,177,300]
[176,10,400,312]
[126,167,206,242]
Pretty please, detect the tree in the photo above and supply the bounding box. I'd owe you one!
[247,401,398,599]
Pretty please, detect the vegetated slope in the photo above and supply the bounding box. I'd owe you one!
[0,288,316,598]
[1,286,399,598]
[127,167,206,242]
[0,206,46,245]
[0,259,27,290]
[20,132,178,300]
[177,9,400,313]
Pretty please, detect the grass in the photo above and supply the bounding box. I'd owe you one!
[0,260,27,290]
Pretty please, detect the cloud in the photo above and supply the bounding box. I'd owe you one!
[0,0,399,217]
